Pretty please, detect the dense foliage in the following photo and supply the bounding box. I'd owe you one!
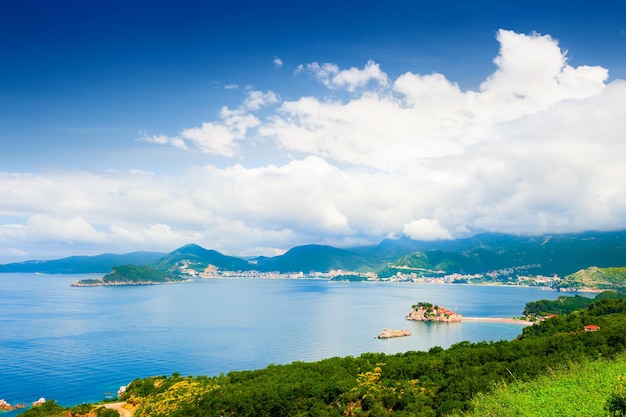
[110,297,626,417]
[522,291,624,316]
[17,401,119,417]
[102,265,182,284]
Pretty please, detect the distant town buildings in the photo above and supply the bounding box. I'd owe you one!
[172,262,561,288]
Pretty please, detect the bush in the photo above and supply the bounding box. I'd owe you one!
[606,376,626,416]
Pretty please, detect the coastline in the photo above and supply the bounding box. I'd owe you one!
[462,317,534,325]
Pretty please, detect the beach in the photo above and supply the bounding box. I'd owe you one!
[462,317,534,325]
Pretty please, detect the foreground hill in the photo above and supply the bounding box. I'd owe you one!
[19,296,626,417]
[559,266,626,291]
[450,352,626,417]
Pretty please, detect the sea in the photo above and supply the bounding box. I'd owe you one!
[0,273,584,413]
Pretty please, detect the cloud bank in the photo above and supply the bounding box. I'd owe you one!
[2,29,625,261]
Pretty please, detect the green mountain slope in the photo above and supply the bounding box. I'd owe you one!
[559,266,626,291]
[153,243,253,274]
[383,230,626,277]
[255,244,367,272]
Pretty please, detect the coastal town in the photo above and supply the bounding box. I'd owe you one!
[184,264,561,289]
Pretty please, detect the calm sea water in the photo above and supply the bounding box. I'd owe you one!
[0,273,573,411]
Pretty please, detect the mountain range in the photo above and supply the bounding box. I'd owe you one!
[2,230,626,276]
[0,251,165,274]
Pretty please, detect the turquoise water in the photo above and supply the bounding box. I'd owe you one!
[0,274,568,410]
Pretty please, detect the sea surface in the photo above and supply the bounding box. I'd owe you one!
[0,273,578,412]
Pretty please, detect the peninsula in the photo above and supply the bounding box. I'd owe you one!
[72,265,185,286]
[406,302,462,322]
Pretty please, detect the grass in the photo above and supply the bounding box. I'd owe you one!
[449,353,626,417]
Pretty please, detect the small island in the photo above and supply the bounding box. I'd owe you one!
[377,328,412,339]
[0,399,26,411]
[72,265,185,286]
[406,302,462,322]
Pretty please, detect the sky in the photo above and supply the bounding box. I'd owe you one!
[1,0,626,263]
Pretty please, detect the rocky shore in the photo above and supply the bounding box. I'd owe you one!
[71,279,181,287]
[0,398,28,411]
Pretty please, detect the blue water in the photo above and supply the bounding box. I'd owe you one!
[0,273,572,411]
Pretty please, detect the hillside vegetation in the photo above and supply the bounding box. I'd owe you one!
[451,353,626,417]
[19,297,626,417]
[559,266,626,291]
[72,265,184,286]
[523,291,624,316]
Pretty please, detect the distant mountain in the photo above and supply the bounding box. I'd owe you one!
[153,243,253,273]
[4,230,626,276]
[254,244,367,273]
[0,251,166,274]
[381,230,626,277]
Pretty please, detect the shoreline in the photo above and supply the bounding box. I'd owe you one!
[462,317,534,325]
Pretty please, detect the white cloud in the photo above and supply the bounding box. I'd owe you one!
[2,29,626,262]
[244,90,280,111]
[477,30,608,121]
[138,133,188,150]
[403,219,453,240]
[179,112,259,157]
[0,215,105,243]
[224,83,240,90]
[262,30,609,173]
[141,90,279,157]
[273,57,283,68]
[301,60,389,92]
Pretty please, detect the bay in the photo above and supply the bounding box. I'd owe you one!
[0,273,575,411]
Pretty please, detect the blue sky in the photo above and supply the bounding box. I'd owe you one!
[1,0,626,262]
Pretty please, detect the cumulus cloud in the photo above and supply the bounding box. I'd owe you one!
[2,29,626,262]
[265,30,608,172]
[141,89,279,156]
[273,57,283,68]
[244,90,280,111]
[297,60,389,92]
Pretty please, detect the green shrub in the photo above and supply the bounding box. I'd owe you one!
[606,376,626,416]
